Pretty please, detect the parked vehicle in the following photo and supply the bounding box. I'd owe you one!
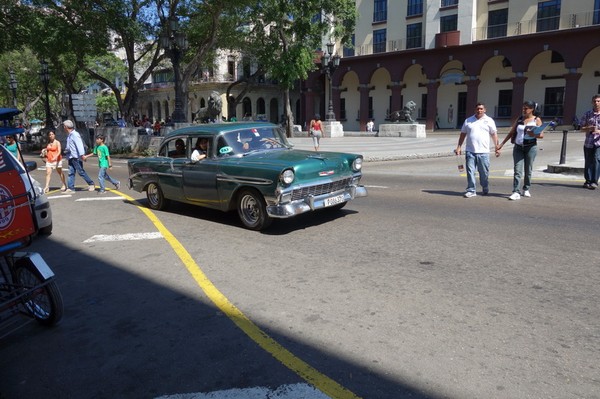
[128,122,367,230]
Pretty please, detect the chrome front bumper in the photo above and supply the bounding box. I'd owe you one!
[266,185,368,218]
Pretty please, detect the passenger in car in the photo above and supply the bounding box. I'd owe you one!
[191,138,208,162]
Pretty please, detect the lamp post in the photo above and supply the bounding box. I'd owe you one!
[321,42,341,121]
[8,67,17,108]
[39,60,53,129]
[160,15,189,123]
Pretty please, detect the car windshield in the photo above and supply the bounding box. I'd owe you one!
[218,127,290,156]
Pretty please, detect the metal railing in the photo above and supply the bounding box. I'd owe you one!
[472,11,599,41]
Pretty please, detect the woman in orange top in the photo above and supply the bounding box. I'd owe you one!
[42,130,66,193]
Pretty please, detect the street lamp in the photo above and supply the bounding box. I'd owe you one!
[160,15,189,123]
[321,42,341,121]
[8,67,17,108]
[39,60,53,129]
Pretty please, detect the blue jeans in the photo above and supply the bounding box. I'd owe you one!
[98,167,119,191]
[583,146,600,184]
[465,151,490,193]
[67,158,94,189]
[512,143,537,192]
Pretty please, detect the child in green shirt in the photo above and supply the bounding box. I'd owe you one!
[84,135,120,194]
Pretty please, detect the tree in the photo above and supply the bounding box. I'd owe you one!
[237,0,356,136]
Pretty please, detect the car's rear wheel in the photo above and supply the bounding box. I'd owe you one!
[237,188,272,231]
[146,182,169,210]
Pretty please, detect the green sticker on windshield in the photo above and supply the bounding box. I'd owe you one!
[219,146,233,154]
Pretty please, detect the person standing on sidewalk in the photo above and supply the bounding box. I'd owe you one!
[497,101,544,200]
[579,94,600,189]
[83,135,120,194]
[63,119,95,193]
[455,103,499,198]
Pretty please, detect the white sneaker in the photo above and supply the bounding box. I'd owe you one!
[509,192,521,200]
[464,191,477,198]
[523,190,531,197]
[88,185,95,192]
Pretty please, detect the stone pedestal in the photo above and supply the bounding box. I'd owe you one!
[323,120,344,137]
[378,123,426,138]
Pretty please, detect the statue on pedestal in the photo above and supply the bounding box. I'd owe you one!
[388,100,417,123]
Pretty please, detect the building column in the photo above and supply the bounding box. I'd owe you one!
[332,85,342,121]
[389,82,404,114]
[426,80,440,130]
[304,89,317,130]
[465,77,481,113]
[563,70,582,126]
[511,74,528,123]
[359,84,372,131]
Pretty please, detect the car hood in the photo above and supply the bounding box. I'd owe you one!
[224,149,360,179]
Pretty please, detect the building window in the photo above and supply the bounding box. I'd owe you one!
[406,23,422,49]
[594,0,600,25]
[537,0,561,32]
[407,0,423,16]
[497,90,512,117]
[440,14,458,32]
[373,0,387,23]
[373,28,387,53]
[441,0,458,7]
[340,98,346,120]
[488,9,508,38]
[344,34,355,57]
[543,87,564,117]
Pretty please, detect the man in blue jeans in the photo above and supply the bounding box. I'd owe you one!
[455,103,499,198]
[63,120,95,193]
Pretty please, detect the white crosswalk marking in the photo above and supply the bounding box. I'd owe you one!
[83,232,163,243]
[154,383,330,399]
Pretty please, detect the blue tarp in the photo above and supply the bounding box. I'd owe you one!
[0,108,24,136]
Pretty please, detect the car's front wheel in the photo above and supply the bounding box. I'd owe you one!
[237,188,272,231]
[146,182,169,210]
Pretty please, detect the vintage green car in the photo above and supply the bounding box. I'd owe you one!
[127,122,367,230]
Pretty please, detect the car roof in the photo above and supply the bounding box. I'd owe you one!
[164,122,278,140]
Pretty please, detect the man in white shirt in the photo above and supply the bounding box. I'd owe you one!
[455,103,499,198]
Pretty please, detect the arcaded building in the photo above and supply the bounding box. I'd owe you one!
[302,0,600,131]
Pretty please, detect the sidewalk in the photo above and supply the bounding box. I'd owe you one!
[288,130,584,174]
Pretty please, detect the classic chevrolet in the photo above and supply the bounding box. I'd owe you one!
[127,122,367,230]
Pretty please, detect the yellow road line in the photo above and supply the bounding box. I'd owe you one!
[116,190,361,399]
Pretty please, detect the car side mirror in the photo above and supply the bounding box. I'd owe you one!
[25,160,37,172]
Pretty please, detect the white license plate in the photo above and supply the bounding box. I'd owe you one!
[324,194,345,207]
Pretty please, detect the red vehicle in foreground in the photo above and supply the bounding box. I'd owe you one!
[0,108,63,338]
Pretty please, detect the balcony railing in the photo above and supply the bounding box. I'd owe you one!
[472,11,599,41]
[352,37,425,56]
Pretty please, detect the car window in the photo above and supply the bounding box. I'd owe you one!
[218,128,287,156]
[163,138,188,158]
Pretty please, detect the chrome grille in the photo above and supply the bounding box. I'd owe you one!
[290,178,352,201]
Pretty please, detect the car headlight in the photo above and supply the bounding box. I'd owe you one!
[280,169,295,185]
[31,179,44,196]
[352,157,363,172]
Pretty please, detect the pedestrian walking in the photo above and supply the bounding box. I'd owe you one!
[308,114,323,151]
[63,119,95,192]
[454,103,499,198]
[579,94,600,189]
[41,130,66,193]
[83,135,120,194]
[497,101,545,200]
